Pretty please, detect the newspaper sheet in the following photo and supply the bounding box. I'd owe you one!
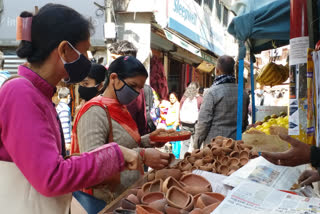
[223,157,306,190]
[192,170,232,196]
[212,181,320,214]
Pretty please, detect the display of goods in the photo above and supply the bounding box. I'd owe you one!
[150,130,192,142]
[256,62,289,87]
[246,113,288,135]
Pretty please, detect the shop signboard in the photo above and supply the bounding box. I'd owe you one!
[0,0,106,47]
[167,0,224,56]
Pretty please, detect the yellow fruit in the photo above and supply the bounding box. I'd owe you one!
[256,125,262,130]
[262,122,271,128]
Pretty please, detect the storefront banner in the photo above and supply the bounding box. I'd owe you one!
[167,0,224,56]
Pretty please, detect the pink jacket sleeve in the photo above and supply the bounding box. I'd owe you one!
[0,81,125,197]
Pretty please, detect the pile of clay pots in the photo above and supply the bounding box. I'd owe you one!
[109,171,224,214]
[171,136,259,176]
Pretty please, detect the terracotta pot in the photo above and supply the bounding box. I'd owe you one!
[121,198,136,210]
[166,186,190,209]
[179,161,192,171]
[168,153,176,167]
[211,147,222,156]
[218,165,228,175]
[184,152,191,159]
[239,150,249,159]
[195,193,219,209]
[113,208,136,214]
[250,150,259,159]
[141,192,165,205]
[228,158,240,167]
[240,157,249,166]
[149,198,167,212]
[222,139,234,149]
[191,149,204,159]
[136,205,163,214]
[142,182,152,193]
[184,194,195,211]
[230,151,240,158]
[126,194,140,204]
[221,147,232,154]
[202,202,221,214]
[147,172,155,181]
[203,156,214,164]
[162,176,183,193]
[155,169,182,181]
[213,139,223,147]
[236,140,244,145]
[180,174,212,195]
[149,179,163,192]
[220,156,229,165]
[186,156,196,164]
[194,159,204,167]
[137,189,144,201]
[189,208,203,214]
[203,146,212,157]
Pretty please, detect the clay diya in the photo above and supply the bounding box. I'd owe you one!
[162,176,183,193]
[166,186,190,209]
[164,204,188,214]
[240,143,252,150]
[230,151,240,158]
[179,161,192,171]
[222,138,234,149]
[211,147,222,156]
[184,194,195,211]
[239,150,249,159]
[149,198,167,213]
[250,150,259,158]
[203,156,214,164]
[240,157,249,166]
[126,194,140,204]
[202,202,221,214]
[218,165,228,175]
[141,192,165,205]
[228,158,240,167]
[195,193,219,209]
[180,174,212,195]
[149,179,163,192]
[136,205,163,214]
[186,156,196,164]
[137,189,144,201]
[227,169,236,176]
[142,182,152,193]
[203,146,213,157]
[199,165,212,171]
[194,159,204,167]
[113,208,136,214]
[189,208,203,214]
[147,172,155,181]
[191,149,204,159]
[220,156,229,165]
[221,147,232,154]
[184,152,191,159]
[121,198,136,210]
[155,169,182,181]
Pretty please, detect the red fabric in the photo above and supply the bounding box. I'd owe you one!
[150,56,168,99]
[71,96,141,155]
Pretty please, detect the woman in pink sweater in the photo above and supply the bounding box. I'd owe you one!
[0,4,139,213]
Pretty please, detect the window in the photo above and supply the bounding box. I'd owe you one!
[223,6,229,27]
[194,0,202,6]
[204,0,213,12]
[215,0,222,21]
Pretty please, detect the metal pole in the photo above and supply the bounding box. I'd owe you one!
[250,58,256,124]
[105,0,112,65]
[236,59,244,140]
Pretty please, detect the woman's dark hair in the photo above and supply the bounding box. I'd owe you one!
[88,63,107,85]
[16,4,93,65]
[169,92,178,100]
[104,56,148,87]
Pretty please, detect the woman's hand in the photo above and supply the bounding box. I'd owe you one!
[262,134,310,166]
[299,170,320,186]
[118,145,141,170]
[143,148,169,170]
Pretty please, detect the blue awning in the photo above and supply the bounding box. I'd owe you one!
[228,0,290,58]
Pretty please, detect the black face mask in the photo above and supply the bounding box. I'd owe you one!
[78,85,98,101]
[61,41,91,84]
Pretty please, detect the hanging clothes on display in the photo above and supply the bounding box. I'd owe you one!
[150,56,169,100]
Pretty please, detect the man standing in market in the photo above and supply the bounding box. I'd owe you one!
[193,55,249,149]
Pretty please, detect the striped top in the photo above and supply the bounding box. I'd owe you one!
[56,101,72,144]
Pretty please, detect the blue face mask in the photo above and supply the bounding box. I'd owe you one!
[60,41,91,84]
[114,79,139,105]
